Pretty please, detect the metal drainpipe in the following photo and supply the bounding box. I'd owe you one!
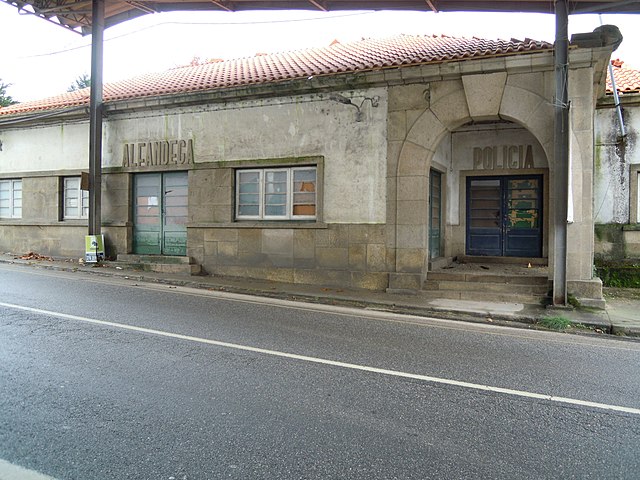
[600,15,627,139]
[608,62,627,138]
[88,0,104,236]
[552,0,569,306]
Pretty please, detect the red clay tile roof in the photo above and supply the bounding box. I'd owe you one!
[0,34,552,117]
[607,59,640,94]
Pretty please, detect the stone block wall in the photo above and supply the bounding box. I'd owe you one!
[0,224,86,257]
[188,224,392,290]
[0,176,87,257]
[595,223,640,261]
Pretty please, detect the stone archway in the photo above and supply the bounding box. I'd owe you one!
[388,71,554,292]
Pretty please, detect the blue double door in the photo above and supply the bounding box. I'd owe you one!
[466,175,542,257]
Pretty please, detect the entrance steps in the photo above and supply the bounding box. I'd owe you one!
[114,254,201,275]
[422,258,550,305]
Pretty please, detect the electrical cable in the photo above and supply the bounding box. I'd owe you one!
[13,11,377,59]
[0,106,86,127]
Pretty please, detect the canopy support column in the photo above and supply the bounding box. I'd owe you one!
[552,0,570,306]
[88,0,104,236]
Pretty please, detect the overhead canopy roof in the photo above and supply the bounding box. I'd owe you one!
[3,0,640,35]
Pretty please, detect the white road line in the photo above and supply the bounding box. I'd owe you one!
[2,300,640,416]
[0,459,56,480]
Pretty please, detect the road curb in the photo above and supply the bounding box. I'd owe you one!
[1,256,637,339]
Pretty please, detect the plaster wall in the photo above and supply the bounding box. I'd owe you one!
[594,98,640,261]
[0,121,89,172]
[594,103,640,224]
[103,89,388,224]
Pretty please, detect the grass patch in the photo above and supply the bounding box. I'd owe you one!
[595,262,640,288]
[539,316,573,331]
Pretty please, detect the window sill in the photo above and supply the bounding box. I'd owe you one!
[0,220,88,226]
[62,218,89,224]
[188,221,328,229]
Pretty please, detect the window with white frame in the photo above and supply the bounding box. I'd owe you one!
[0,179,22,219]
[236,166,317,220]
[63,177,89,219]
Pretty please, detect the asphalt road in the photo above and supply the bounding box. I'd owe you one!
[1,264,639,479]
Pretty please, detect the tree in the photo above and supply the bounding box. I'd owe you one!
[67,73,91,92]
[0,79,17,107]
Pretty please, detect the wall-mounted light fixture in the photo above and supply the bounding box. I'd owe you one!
[329,93,380,122]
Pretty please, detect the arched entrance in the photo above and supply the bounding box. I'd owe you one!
[388,74,554,291]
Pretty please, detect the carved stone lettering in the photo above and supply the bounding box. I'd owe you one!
[178,140,186,164]
[187,139,194,164]
[472,144,535,170]
[524,144,534,169]
[137,143,146,167]
[146,142,154,166]
[170,140,178,164]
[122,144,130,167]
[121,139,195,167]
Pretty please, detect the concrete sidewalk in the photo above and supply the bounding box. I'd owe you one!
[1,253,639,339]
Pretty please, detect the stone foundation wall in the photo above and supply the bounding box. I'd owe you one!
[188,224,393,290]
[0,224,128,260]
[595,223,640,260]
[0,224,88,257]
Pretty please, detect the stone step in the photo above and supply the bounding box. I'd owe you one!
[117,254,194,265]
[419,289,548,305]
[457,255,548,266]
[113,254,201,275]
[139,263,201,275]
[424,280,549,295]
[428,271,549,285]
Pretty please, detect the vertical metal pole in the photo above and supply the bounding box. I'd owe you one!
[553,0,569,306]
[88,0,104,236]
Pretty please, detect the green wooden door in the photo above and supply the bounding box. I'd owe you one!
[162,172,188,256]
[429,169,442,259]
[133,172,188,256]
[134,173,162,255]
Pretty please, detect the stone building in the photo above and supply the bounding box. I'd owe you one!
[594,60,640,261]
[0,33,620,304]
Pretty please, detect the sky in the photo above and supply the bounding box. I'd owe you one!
[1,3,639,103]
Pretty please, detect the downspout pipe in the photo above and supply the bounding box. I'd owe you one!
[88,0,104,236]
[552,0,569,306]
[599,16,627,139]
[608,62,627,138]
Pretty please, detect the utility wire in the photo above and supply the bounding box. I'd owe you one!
[14,11,376,59]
